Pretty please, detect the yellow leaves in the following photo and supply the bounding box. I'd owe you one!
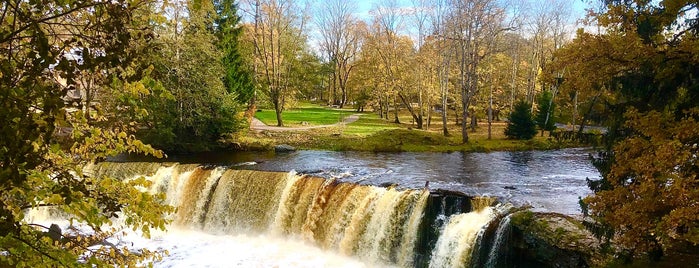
[593,107,699,251]
[47,194,64,204]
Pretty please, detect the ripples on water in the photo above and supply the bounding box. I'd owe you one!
[111,148,600,215]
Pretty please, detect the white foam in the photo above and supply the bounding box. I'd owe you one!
[123,227,388,268]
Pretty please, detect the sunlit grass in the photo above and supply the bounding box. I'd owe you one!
[255,106,356,126]
[341,113,400,136]
[241,103,577,152]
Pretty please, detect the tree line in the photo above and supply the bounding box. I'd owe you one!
[238,0,576,144]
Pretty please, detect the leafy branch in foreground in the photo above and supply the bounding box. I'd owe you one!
[1,0,175,266]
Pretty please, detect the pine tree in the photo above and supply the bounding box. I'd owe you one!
[505,100,537,140]
[214,0,254,104]
[535,90,556,136]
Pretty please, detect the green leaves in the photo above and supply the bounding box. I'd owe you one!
[133,0,245,152]
[505,100,537,140]
[1,0,173,266]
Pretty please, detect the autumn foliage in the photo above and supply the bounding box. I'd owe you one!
[585,108,699,253]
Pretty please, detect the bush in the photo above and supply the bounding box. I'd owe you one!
[505,100,537,140]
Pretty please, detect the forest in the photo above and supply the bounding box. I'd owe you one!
[1,0,698,266]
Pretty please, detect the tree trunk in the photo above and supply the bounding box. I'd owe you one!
[577,92,600,137]
[488,80,493,140]
[572,90,578,132]
[398,92,423,129]
[245,93,257,121]
[461,94,470,143]
[273,97,283,127]
[393,95,401,124]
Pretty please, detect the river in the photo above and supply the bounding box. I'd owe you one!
[113,147,600,215]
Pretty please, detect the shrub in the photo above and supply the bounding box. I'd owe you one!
[505,100,538,140]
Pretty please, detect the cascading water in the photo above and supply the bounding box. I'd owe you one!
[78,162,514,267]
[484,215,512,267]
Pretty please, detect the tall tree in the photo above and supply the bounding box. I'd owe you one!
[214,0,255,113]
[431,0,454,136]
[0,0,173,266]
[316,0,362,108]
[372,0,407,124]
[524,0,572,105]
[448,0,512,143]
[241,0,307,127]
[142,0,245,152]
[574,0,699,260]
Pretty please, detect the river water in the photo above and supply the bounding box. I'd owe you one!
[114,147,600,215]
[27,148,603,267]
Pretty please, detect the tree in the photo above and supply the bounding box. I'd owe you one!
[574,0,699,260]
[505,100,537,140]
[142,0,245,152]
[586,109,699,256]
[241,0,308,127]
[430,0,454,136]
[447,0,513,143]
[535,90,556,136]
[214,0,255,111]
[371,0,408,124]
[0,0,173,266]
[316,0,362,108]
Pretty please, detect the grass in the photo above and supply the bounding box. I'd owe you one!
[235,102,581,152]
[255,102,356,126]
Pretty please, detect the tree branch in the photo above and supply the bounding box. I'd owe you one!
[0,1,104,44]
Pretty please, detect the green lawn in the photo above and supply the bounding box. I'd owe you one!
[255,105,356,126]
[241,103,580,152]
[341,113,400,136]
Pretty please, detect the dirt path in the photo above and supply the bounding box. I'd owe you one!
[250,114,361,132]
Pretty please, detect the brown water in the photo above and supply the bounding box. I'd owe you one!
[111,148,599,215]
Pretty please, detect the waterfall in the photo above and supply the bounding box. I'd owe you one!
[428,208,495,268]
[82,162,509,267]
[484,215,512,267]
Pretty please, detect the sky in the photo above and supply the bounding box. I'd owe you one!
[354,0,590,19]
[308,0,593,51]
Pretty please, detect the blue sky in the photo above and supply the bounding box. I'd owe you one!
[352,0,590,27]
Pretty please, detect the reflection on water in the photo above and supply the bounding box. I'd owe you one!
[110,148,600,214]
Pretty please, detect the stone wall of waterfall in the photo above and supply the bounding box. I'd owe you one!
[86,162,512,267]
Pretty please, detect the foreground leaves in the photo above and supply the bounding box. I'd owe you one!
[585,109,699,254]
[1,0,174,266]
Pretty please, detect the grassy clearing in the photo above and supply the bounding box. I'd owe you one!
[237,103,580,152]
[255,103,356,126]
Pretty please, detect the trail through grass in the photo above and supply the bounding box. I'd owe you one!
[241,103,582,152]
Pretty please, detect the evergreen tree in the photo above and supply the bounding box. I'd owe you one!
[535,90,556,136]
[214,0,255,104]
[505,100,537,140]
[141,0,245,152]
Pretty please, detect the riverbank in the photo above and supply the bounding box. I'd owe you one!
[233,112,586,152]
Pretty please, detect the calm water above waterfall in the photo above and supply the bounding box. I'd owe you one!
[113,148,600,215]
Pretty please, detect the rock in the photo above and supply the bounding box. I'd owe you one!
[506,211,609,268]
[274,144,296,153]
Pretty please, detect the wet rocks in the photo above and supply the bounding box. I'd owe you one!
[505,211,608,268]
[274,144,296,153]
